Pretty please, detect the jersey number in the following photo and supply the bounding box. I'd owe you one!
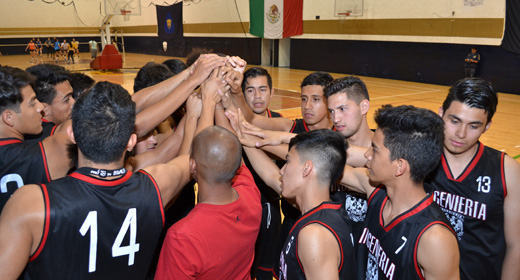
[79,208,140,273]
[476,176,491,193]
[0,174,24,194]
[395,236,407,254]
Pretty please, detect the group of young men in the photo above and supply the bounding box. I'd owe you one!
[26,37,83,64]
[0,50,518,280]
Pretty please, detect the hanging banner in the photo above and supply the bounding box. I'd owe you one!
[156,3,183,40]
[249,0,303,39]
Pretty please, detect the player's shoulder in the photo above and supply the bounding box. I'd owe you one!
[4,184,44,216]
[297,222,342,256]
[415,223,458,266]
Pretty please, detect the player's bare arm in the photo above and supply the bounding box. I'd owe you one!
[127,117,186,172]
[142,155,191,208]
[178,93,201,155]
[298,224,342,280]
[0,184,45,280]
[196,67,226,135]
[132,66,190,113]
[501,155,520,279]
[134,56,226,138]
[416,224,460,280]
[339,165,375,196]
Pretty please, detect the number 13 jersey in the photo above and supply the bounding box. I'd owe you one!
[22,167,165,280]
[428,142,507,279]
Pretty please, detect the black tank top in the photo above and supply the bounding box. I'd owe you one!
[358,185,453,280]
[23,168,164,280]
[0,138,50,212]
[428,142,506,279]
[279,201,355,280]
[25,120,58,142]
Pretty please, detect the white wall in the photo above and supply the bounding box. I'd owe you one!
[0,0,506,44]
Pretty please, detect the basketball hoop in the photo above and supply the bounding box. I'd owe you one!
[338,12,350,23]
[121,10,131,21]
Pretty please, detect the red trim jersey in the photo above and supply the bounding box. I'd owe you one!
[279,201,355,280]
[0,138,51,213]
[275,118,337,279]
[428,142,507,279]
[25,120,58,142]
[22,168,165,280]
[357,185,454,280]
[266,108,283,118]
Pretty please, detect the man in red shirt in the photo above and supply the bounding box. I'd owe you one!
[155,126,262,280]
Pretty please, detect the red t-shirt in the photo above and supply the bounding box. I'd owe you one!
[155,165,261,280]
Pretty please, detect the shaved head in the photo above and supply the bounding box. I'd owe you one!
[191,126,242,183]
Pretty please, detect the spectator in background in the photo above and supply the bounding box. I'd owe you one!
[464,47,480,78]
[44,38,53,58]
[89,39,98,59]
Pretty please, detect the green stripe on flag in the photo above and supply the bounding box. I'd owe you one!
[249,0,264,37]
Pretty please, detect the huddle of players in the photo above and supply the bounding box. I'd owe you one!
[0,50,517,280]
[228,66,519,279]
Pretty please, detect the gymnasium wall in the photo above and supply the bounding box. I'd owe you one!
[1,0,519,94]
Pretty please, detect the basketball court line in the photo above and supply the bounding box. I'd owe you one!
[370,90,441,100]
[365,81,445,91]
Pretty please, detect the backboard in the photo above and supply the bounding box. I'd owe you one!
[335,0,363,17]
[105,0,142,16]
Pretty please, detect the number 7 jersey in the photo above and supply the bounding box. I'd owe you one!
[22,167,165,280]
[428,142,506,279]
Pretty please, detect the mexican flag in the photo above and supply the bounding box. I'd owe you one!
[249,0,303,39]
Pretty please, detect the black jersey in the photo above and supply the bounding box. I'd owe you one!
[246,108,284,203]
[0,138,51,213]
[279,201,355,280]
[275,118,337,279]
[428,142,506,279]
[267,109,283,118]
[23,168,165,280]
[332,190,367,251]
[358,186,453,280]
[249,108,283,280]
[25,120,58,142]
[289,118,309,134]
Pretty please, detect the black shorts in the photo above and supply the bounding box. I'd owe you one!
[252,199,282,280]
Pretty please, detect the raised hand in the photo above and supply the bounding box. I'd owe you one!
[222,67,244,95]
[185,91,202,119]
[225,109,260,148]
[226,56,247,74]
[217,89,236,111]
[200,67,225,105]
[189,55,226,85]
[240,120,295,147]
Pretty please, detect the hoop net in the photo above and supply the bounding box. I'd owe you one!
[121,10,131,21]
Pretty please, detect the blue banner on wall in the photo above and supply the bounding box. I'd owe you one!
[156,3,183,40]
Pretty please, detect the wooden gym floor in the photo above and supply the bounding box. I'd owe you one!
[1,52,519,162]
